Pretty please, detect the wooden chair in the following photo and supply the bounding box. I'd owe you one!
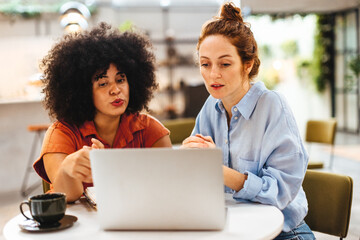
[303,170,353,239]
[305,119,337,169]
[21,124,50,196]
[161,118,195,145]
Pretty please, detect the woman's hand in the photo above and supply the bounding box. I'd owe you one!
[91,138,105,149]
[60,138,104,183]
[181,134,216,148]
[44,139,105,202]
[60,146,93,183]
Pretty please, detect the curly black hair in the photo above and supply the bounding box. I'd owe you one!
[41,22,158,126]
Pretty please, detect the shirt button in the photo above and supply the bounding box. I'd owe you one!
[234,108,238,112]
[234,116,238,120]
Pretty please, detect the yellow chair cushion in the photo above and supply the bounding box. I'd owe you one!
[305,119,337,169]
[161,118,195,145]
[305,119,337,144]
[307,161,324,169]
[303,170,353,238]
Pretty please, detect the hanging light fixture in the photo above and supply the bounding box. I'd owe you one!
[59,1,91,33]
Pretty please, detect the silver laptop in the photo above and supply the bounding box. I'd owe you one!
[90,148,226,230]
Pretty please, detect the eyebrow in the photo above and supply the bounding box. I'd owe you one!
[94,74,105,81]
[95,71,124,80]
[200,54,233,59]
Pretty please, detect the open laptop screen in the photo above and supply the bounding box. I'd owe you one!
[90,148,226,230]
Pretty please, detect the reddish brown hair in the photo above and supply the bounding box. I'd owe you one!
[197,2,260,79]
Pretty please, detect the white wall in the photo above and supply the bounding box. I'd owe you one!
[0,100,51,194]
[0,36,55,99]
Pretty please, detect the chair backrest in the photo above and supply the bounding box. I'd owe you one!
[42,180,51,193]
[161,118,195,145]
[305,119,337,145]
[303,170,353,238]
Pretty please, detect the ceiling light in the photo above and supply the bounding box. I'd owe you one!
[59,1,91,33]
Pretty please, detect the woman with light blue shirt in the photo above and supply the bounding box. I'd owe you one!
[182,3,315,239]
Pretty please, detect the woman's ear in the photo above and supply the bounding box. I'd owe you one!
[245,60,254,75]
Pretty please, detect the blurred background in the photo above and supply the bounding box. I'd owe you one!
[0,0,360,239]
[1,0,359,129]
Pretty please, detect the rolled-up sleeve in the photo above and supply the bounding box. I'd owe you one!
[236,171,263,199]
[233,91,308,210]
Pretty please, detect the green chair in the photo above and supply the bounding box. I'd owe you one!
[161,118,195,145]
[303,170,353,239]
[42,180,51,193]
[305,119,337,169]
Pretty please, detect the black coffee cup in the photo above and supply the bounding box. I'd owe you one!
[20,193,66,226]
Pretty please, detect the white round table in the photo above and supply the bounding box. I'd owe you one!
[4,195,284,240]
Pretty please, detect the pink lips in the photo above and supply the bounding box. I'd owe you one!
[210,83,224,90]
[111,98,124,107]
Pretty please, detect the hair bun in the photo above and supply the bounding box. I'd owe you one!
[219,2,244,23]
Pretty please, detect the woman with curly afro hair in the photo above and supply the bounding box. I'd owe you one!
[33,22,171,202]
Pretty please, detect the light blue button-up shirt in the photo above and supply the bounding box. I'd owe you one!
[191,81,308,232]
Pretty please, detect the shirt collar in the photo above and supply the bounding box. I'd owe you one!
[214,81,266,120]
[215,99,225,113]
[79,121,97,138]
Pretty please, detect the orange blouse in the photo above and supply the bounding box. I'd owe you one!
[33,113,169,187]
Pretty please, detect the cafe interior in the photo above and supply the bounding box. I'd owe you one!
[0,0,360,239]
